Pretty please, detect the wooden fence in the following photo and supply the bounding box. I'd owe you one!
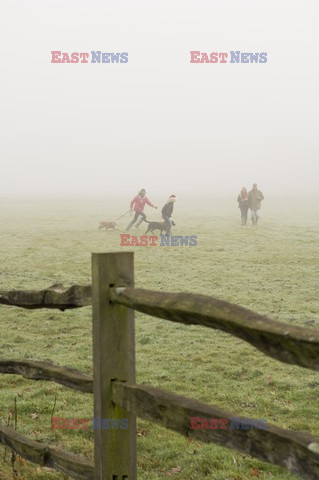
[0,252,319,480]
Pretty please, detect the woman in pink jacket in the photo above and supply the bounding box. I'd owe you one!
[126,189,157,231]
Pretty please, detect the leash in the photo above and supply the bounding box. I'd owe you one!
[115,210,131,222]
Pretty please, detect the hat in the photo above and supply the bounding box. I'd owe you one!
[167,194,176,203]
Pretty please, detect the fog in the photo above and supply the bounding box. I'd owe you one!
[0,0,318,197]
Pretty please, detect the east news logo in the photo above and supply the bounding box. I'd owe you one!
[51,51,128,63]
[120,234,198,247]
[191,417,268,430]
[190,51,267,63]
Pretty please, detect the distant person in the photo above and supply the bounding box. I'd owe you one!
[248,183,264,225]
[237,187,249,225]
[126,189,157,231]
[161,194,176,231]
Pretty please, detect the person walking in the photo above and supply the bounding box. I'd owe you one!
[126,189,157,231]
[248,183,264,225]
[161,194,176,232]
[237,187,249,225]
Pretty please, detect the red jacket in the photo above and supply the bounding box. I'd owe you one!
[130,195,154,212]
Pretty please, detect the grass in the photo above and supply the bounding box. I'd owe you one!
[0,195,318,480]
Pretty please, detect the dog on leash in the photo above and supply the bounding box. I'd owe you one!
[99,221,118,231]
[144,220,176,235]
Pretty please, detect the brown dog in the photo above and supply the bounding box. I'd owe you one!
[99,221,117,231]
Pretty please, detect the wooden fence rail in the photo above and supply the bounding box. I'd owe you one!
[1,251,319,480]
[109,286,319,371]
[1,282,319,371]
[111,381,319,480]
[0,284,91,310]
[1,360,319,479]
[0,424,94,480]
[0,359,93,393]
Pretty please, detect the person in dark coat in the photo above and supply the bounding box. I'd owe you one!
[161,195,176,231]
[237,187,249,225]
[248,183,264,225]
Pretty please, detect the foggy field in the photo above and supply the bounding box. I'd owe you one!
[0,196,319,480]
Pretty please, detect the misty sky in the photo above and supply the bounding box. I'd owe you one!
[0,0,318,196]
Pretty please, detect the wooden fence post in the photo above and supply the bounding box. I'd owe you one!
[92,252,136,480]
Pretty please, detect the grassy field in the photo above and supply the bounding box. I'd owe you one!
[0,195,318,480]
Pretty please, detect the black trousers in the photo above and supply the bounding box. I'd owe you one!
[240,206,249,224]
[126,211,146,230]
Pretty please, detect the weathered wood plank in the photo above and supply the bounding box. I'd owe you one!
[92,252,137,480]
[0,283,91,310]
[110,287,319,371]
[112,381,319,480]
[0,359,93,393]
[0,423,94,480]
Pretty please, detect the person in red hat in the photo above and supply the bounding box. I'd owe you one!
[161,195,177,232]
